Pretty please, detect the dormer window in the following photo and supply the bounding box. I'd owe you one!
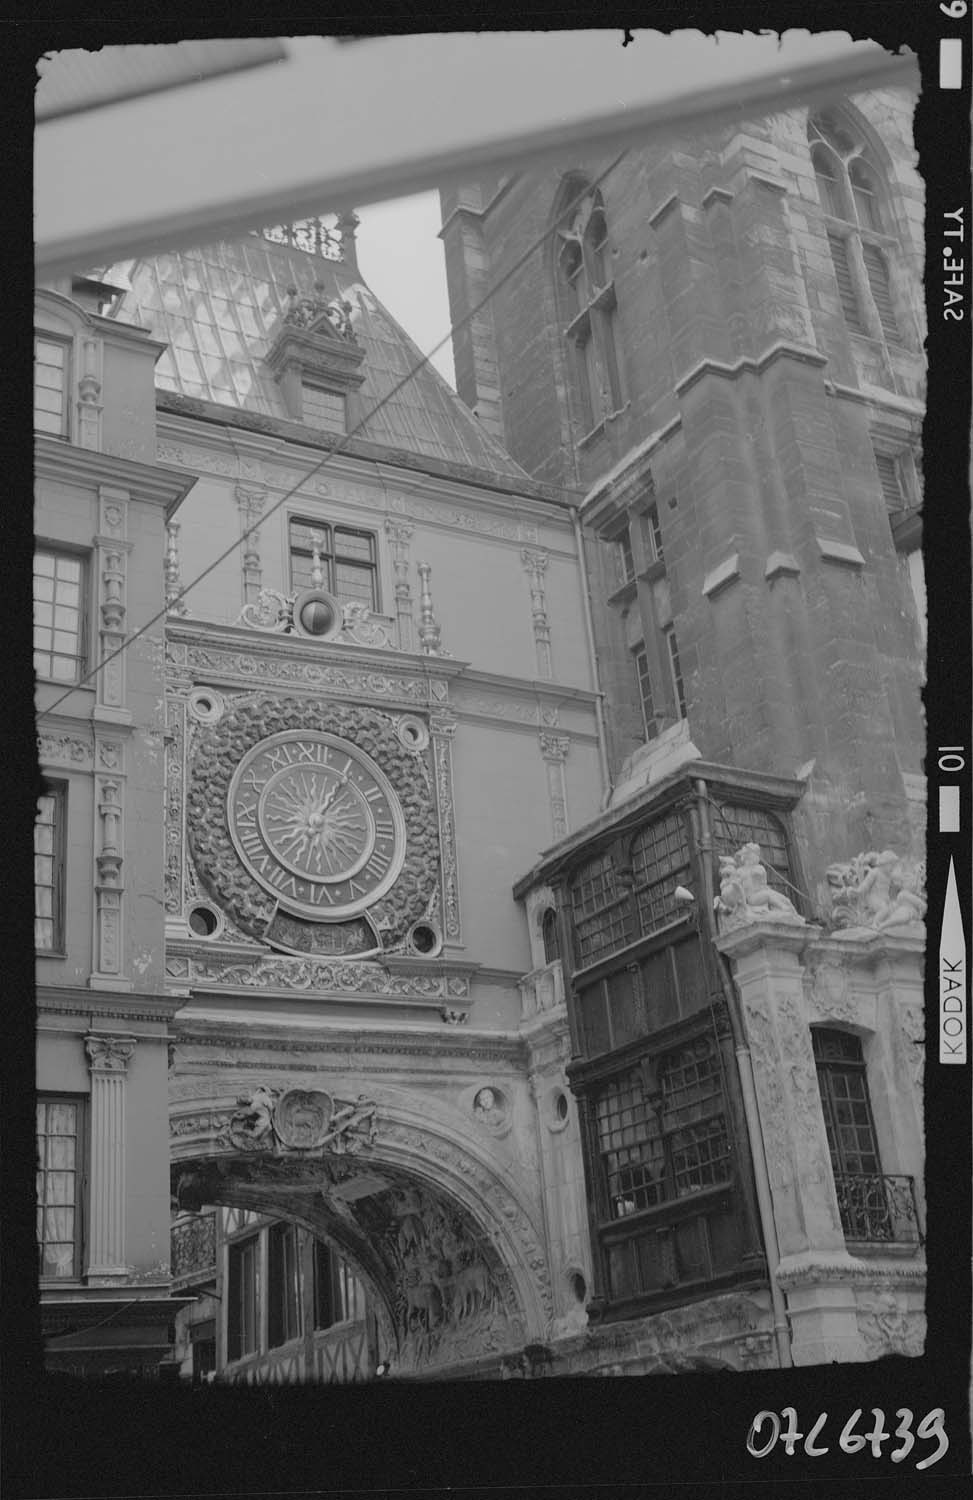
[34,336,69,437]
[301,383,346,434]
[265,283,366,427]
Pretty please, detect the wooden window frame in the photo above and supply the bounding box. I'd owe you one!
[35,780,67,955]
[34,333,71,439]
[288,516,379,611]
[226,1233,261,1362]
[33,547,87,686]
[267,1221,302,1349]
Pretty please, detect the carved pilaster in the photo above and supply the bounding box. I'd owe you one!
[91,772,129,987]
[164,696,187,921]
[431,714,461,942]
[385,518,415,652]
[85,1033,136,1282]
[164,522,188,614]
[95,488,132,716]
[77,333,104,450]
[521,549,553,679]
[539,734,570,842]
[235,486,268,604]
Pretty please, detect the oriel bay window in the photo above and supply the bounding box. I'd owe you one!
[561,782,800,1319]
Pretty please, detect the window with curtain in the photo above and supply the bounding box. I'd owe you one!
[37,1097,83,1278]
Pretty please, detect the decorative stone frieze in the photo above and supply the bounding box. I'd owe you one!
[387,490,540,545]
[521,548,553,678]
[519,962,565,1021]
[172,950,472,1001]
[385,518,416,651]
[85,1033,136,1282]
[539,733,570,841]
[714,842,803,932]
[37,731,92,768]
[224,1085,379,1155]
[166,633,445,704]
[825,849,927,933]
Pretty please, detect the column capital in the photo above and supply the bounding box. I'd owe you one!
[85,1033,137,1074]
[539,732,570,763]
[521,547,549,575]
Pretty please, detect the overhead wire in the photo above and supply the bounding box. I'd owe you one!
[36,151,626,725]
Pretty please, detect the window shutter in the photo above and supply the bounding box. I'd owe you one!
[873,450,904,511]
[861,244,899,340]
[827,232,865,333]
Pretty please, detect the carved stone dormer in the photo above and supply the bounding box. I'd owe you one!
[264,281,366,428]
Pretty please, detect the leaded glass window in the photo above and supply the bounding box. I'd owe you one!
[631,813,692,938]
[570,850,628,966]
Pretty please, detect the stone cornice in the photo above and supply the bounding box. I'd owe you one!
[582,415,683,515]
[775,1251,926,1288]
[165,616,469,686]
[34,436,197,518]
[155,391,577,510]
[36,985,184,1025]
[673,342,829,399]
[171,1019,527,1064]
[716,919,817,961]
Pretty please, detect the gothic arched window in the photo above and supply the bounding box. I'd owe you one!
[808,110,902,346]
[554,181,624,439]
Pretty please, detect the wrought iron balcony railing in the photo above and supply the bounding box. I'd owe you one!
[834,1172,923,1246]
[171,1211,217,1285]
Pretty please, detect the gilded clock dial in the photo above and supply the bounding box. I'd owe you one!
[228,731,406,920]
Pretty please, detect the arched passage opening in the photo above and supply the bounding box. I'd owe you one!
[170,1085,548,1379]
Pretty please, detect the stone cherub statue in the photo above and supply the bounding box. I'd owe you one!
[826,849,926,933]
[715,843,801,931]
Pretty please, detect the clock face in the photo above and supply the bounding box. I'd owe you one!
[228,730,406,920]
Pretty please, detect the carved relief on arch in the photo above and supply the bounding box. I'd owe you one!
[169,1088,553,1353]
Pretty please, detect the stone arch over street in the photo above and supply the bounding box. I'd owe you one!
[170,1071,553,1376]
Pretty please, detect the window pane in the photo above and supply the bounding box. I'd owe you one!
[34,575,55,602]
[34,553,55,576]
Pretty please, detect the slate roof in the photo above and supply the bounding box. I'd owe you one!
[107,233,533,484]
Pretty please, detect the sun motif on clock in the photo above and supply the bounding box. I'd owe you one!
[228,730,407,920]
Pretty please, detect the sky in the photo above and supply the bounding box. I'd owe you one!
[354,191,457,391]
